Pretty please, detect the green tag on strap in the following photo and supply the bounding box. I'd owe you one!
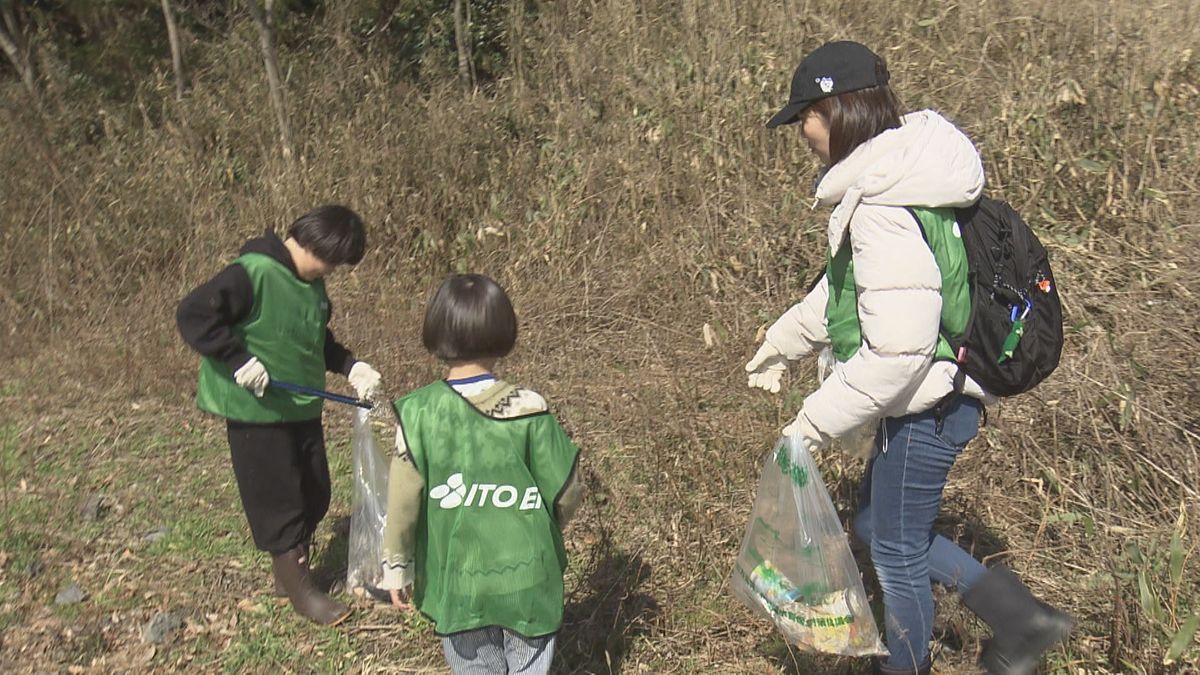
[999,319,1025,363]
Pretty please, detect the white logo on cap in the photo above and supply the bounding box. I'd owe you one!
[816,77,834,93]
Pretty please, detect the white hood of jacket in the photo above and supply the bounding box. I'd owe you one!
[817,109,985,250]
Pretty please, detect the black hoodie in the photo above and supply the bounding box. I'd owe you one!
[176,229,357,376]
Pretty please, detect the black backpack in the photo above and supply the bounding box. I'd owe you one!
[917,197,1064,398]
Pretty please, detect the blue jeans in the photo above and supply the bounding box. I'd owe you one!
[853,396,987,669]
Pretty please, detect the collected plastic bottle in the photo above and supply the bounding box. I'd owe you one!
[749,560,803,604]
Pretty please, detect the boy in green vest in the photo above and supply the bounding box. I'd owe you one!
[176,204,383,626]
[379,274,582,674]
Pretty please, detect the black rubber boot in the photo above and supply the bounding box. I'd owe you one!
[872,656,931,675]
[272,544,350,626]
[962,565,1072,675]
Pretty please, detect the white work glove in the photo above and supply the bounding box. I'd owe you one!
[349,361,383,400]
[788,433,820,462]
[782,412,825,456]
[786,433,821,469]
[745,341,788,393]
[234,357,270,398]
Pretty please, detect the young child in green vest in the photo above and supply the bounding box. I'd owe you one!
[176,204,383,627]
[379,274,583,674]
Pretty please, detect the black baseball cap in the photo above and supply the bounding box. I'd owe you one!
[766,41,888,128]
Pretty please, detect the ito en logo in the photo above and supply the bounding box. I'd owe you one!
[429,473,544,511]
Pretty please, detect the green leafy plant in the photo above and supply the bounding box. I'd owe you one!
[1116,520,1198,668]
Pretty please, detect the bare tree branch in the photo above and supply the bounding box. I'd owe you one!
[509,0,524,93]
[245,0,293,160]
[160,0,185,102]
[465,0,476,88]
[452,0,474,96]
[0,3,37,101]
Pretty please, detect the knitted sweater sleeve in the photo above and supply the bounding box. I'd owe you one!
[380,425,424,590]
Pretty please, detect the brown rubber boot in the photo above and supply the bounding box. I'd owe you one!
[272,544,350,626]
[273,540,310,597]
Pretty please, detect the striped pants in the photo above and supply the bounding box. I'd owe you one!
[441,627,556,674]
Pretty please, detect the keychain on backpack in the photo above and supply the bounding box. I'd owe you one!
[999,299,1032,364]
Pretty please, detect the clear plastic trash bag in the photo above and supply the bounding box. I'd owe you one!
[346,407,390,596]
[729,436,886,656]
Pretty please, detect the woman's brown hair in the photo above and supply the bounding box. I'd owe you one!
[806,60,903,165]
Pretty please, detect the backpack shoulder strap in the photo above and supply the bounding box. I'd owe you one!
[904,206,932,247]
[904,206,977,364]
[906,205,975,431]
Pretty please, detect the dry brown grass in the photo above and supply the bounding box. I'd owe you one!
[1,0,1198,672]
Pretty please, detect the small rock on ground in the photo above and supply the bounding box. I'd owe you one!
[55,583,85,605]
[77,494,105,521]
[142,611,185,644]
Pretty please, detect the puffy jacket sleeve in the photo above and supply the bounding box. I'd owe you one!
[799,204,942,440]
[764,275,830,360]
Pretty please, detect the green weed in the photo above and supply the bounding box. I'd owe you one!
[1113,517,1199,668]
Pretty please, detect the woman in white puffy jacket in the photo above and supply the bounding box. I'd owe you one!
[748,41,1070,675]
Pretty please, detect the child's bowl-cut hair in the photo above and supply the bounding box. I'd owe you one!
[422,274,517,362]
[287,204,367,266]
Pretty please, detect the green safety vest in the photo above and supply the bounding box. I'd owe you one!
[825,207,971,363]
[196,253,328,422]
[394,381,580,637]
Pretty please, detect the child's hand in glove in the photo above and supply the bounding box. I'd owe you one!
[234,357,270,397]
[349,361,383,400]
